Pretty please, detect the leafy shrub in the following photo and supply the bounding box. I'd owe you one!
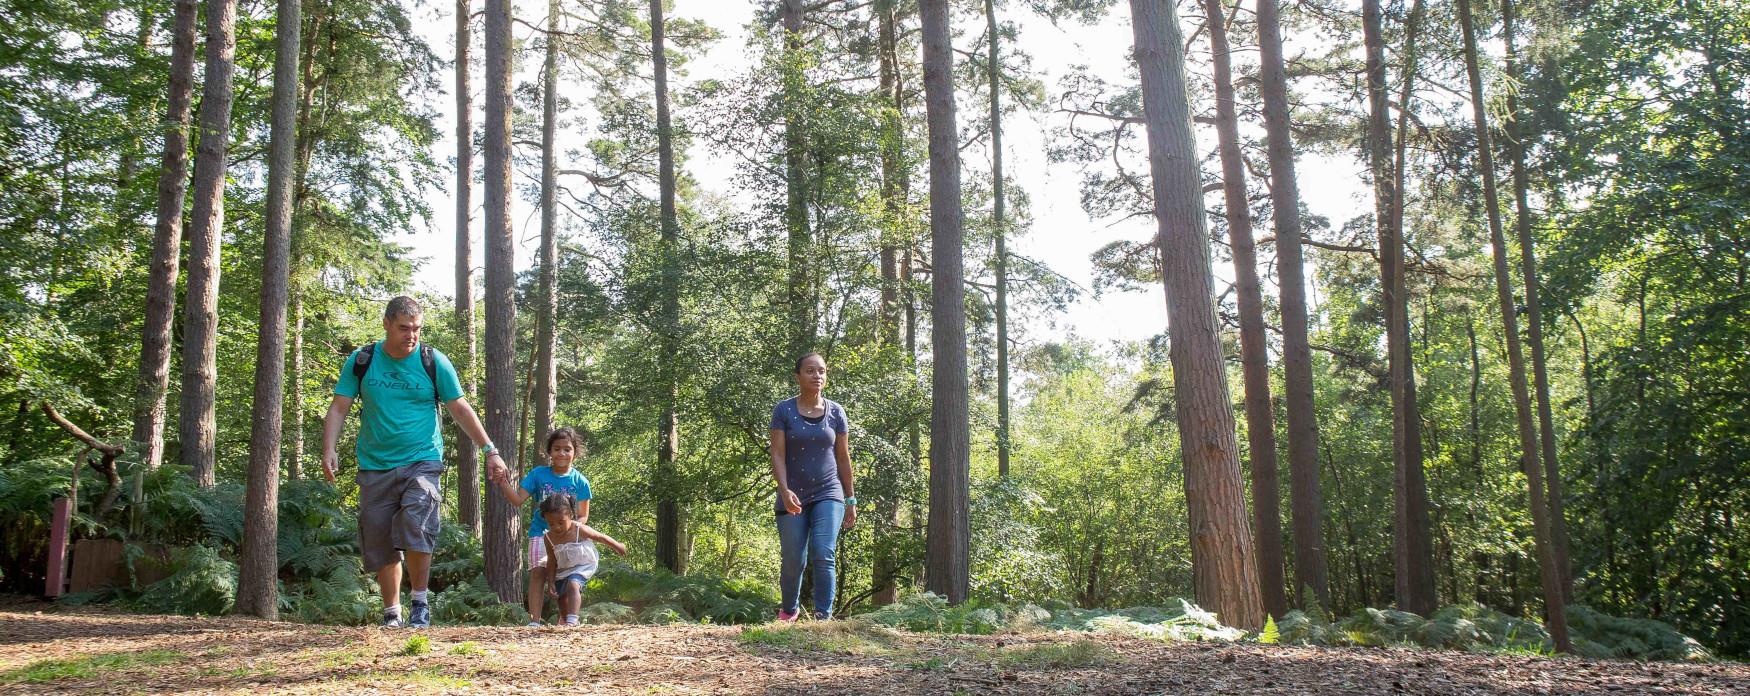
[1567,605,1711,661]
[127,544,235,615]
[639,603,693,625]
[430,577,529,626]
[580,562,776,625]
[577,602,636,624]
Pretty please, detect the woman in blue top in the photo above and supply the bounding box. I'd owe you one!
[768,352,857,621]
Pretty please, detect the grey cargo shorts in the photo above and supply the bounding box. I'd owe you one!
[356,459,444,572]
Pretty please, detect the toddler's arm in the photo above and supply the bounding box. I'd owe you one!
[578,524,627,556]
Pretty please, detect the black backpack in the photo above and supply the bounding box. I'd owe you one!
[353,342,441,409]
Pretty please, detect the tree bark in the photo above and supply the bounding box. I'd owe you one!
[920,0,970,605]
[1363,0,1435,616]
[1457,0,1570,652]
[783,0,815,359]
[650,0,686,575]
[237,0,301,620]
[1501,0,1572,602]
[533,0,559,456]
[454,0,480,537]
[1201,0,1286,619]
[872,0,907,607]
[1129,0,1264,630]
[288,284,305,480]
[482,0,523,603]
[131,0,198,475]
[178,0,239,489]
[1255,0,1329,610]
[984,0,1013,479]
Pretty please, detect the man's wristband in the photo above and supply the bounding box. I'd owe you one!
[844,496,857,507]
[480,442,498,456]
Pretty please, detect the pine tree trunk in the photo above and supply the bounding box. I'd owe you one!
[131,0,198,475]
[782,0,814,358]
[454,0,480,537]
[288,284,305,480]
[178,0,239,489]
[1456,0,1570,652]
[1255,0,1329,610]
[482,0,523,603]
[1363,0,1435,616]
[533,0,559,454]
[984,0,1012,478]
[1200,0,1286,620]
[237,0,301,619]
[920,0,970,605]
[1501,0,1572,602]
[1128,0,1264,631]
[650,0,687,575]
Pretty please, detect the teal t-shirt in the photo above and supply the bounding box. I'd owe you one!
[334,341,465,471]
[520,466,592,537]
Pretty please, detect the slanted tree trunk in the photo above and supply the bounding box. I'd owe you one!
[1501,0,1571,602]
[650,0,687,575]
[178,0,239,489]
[1256,0,1329,610]
[237,0,301,620]
[131,0,198,475]
[482,0,523,603]
[983,0,1013,478]
[1456,0,1570,652]
[1201,0,1286,619]
[1363,0,1436,616]
[872,0,908,607]
[782,0,814,358]
[920,0,970,605]
[454,0,480,536]
[533,0,559,454]
[1128,0,1264,631]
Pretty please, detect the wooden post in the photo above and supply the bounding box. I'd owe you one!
[46,497,71,597]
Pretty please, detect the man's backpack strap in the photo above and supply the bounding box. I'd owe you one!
[421,344,440,408]
[352,343,376,381]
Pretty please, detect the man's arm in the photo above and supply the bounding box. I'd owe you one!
[444,395,507,479]
[320,395,354,484]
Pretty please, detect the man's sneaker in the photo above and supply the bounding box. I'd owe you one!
[381,607,403,628]
[408,600,431,629]
[776,608,799,623]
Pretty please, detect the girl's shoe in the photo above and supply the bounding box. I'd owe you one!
[563,615,580,626]
[776,609,799,623]
[527,620,544,628]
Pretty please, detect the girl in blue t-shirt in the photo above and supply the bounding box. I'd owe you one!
[490,427,626,625]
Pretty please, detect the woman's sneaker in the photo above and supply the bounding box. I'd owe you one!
[408,600,431,629]
[776,609,799,623]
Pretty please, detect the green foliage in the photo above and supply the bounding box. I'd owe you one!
[1259,615,1279,645]
[0,650,184,684]
[399,635,431,657]
[995,640,1114,669]
[581,562,775,625]
[738,622,904,656]
[126,544,236,616]
[1567,605,1712,661]
[430,577,530,626]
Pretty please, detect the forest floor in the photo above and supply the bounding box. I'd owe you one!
[2,600,1747,695]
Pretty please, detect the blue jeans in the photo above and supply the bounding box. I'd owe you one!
[777,499,845,617]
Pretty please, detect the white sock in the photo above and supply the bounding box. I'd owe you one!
[411,590,429,603]
[384,605,401,616]
[565,614,578,624]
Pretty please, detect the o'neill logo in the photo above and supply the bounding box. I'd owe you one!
[367,370,419,390]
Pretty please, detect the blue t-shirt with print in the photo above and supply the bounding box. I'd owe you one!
[333,342,465,471]
[520,465,592,537]
[769,397,849,513]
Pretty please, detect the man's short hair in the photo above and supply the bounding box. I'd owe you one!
[385,296,423,321]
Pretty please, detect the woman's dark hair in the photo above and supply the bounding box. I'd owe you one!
[794,352,826,374]
[545,427,585,455]
[539,493,574,517]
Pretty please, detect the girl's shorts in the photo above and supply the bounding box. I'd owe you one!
[528,537,546,568]
[554,572,589,593]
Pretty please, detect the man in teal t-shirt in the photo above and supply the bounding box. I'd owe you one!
[321,296,504,629]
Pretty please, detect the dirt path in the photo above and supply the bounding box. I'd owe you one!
[1,605,1746,694]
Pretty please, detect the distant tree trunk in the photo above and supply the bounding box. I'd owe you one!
[288,283,305,480]
[920,0,970,605]
[482,0,523,603]
[872,0,907,607]
[1129,0,1264,630]
[1256,0,1329,610]
[1364,0,1435,616]
[533,0,559,454]
[1202,0,1285,620]
[454,0,480,537]
[782,0,814,358]
[178,0,239,489]
[131,0,198,475]
[1457,0,1570,652]
[1501,0,1572,602]
[237,0,301,620]
[876,3,903,347]
[984,0,1013,478]
[650,0,687,575]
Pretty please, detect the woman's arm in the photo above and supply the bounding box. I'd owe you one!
[770,428,802,514]
[835,431,856,529]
